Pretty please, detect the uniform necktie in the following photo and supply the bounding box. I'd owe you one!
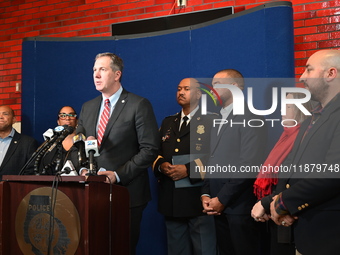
[97,99,110,147]
[180,116,189,132]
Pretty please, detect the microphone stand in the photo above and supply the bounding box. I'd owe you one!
[52,143,63,175]
[33,143,54,175]
[19,137,55,175]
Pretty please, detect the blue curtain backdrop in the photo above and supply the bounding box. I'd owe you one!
[21,2,294,254]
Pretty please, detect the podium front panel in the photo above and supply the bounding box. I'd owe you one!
[0,175,129,255]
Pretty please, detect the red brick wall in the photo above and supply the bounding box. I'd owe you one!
[1,0,339,119]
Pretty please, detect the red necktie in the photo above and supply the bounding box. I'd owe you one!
[97,99,110,147]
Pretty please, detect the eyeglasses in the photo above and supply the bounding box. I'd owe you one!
[58,113,77,119]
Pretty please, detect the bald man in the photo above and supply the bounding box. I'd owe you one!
[0,105,37,179]
[153,78,216,255]
[270,49,340,255]
[201,69,267,255]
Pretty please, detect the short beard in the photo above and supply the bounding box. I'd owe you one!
[310,79,329,104]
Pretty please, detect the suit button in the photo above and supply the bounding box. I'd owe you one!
[175,148,179,152]
[301,205,305,209]
[177,138,180,142]
[198,138,201,141]
[298,206,302,210]
[286,184,290,189]
[305,203,309,207]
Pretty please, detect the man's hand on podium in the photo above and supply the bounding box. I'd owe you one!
[97,170,117,184]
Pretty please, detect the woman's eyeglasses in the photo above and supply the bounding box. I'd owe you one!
[58,113,77,119]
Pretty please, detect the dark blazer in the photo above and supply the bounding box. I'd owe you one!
[276,94,340,255]
[0,130,37,179]
[78,89,159,208]
[202,106,267,215]
[153,110,215,217]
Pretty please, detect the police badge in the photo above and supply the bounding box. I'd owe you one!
[197,125,205,134]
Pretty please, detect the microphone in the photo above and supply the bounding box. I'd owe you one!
[47,125,75,153]
[59,160,78,176]
[30,125,73,175]
[85,137,100,174]
[72,132,87,168]
[43,128,54,141]
[32,128,55,157]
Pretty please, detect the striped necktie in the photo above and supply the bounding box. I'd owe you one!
[97,99,110,146]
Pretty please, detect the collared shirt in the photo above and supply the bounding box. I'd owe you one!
[217,103,233,134]
[179,105,199,130]
[300,103,323,143]
[0,128,15,166]
[96,85,123,133]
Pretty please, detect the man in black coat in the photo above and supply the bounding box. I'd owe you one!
[153,78,216,255]
[270,49,340,255]
[0,105,37,179]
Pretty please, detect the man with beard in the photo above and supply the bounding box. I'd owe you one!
[0,105,37,179]
[153,78,216,255]
[270,49,340,255]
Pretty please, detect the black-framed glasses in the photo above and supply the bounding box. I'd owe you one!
[58,113,77,119]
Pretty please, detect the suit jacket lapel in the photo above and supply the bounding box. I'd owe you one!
[291,96,340,165]
[100,89,128,147]
[293,106,335,164]
[210,113,235,154]
[87,96,101,137]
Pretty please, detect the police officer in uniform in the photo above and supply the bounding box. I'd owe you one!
[153,78,217,255]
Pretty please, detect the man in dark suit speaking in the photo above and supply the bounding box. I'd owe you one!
[77,52,159,255]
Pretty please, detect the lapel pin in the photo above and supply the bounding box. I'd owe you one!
[122,100,125,103]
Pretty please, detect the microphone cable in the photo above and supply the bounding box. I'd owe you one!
[101,173,113,255]
[108,176,113,255]
[47,174,61,254]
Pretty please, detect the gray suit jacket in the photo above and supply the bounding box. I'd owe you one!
[78,89,159,207]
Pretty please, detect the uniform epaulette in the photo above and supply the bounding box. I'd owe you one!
[206,111,219,116]
[165,112,179,118]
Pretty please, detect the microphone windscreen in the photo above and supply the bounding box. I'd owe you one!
[85,139,100,157]
[43,128,54,141]
[73,133,86,144]
[63,125,74,134]
[60,160,78,176]
[76,125,86,136]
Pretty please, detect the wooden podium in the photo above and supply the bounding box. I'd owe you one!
[0,175,130,255]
